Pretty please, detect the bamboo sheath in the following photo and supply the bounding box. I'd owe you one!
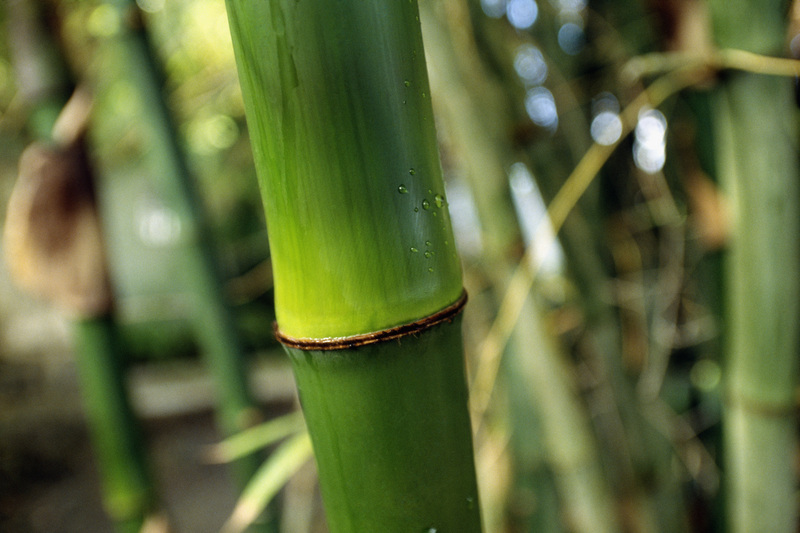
[225,1,482,531]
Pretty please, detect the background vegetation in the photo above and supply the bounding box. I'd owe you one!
[0,0,798,532]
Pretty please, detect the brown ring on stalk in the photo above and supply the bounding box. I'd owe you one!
[724,392,798,418]
[274,289,468,351]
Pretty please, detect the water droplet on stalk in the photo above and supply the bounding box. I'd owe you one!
[409,168,416,175]
[404,80,411,87]
[410,247,418,253]
[434,194,445,208]
[398,184,409,194]
[422,199,431,210]
[425,240,432,246]
[424,251,433,258]
[466,496,475,509]
[414,207,419,212]
[428,267,434,273]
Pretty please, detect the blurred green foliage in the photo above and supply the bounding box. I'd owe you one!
[1,0,277,361]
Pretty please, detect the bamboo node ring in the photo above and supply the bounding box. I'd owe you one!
[274,290,468,351]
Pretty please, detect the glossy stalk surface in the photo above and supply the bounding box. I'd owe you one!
[288,317,481,532]
[224,1,482,530]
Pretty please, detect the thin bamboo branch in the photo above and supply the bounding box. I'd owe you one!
[221,432,313,533]
[623,49,800,82]
[206,412,305,464]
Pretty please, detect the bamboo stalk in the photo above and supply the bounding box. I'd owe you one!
[713,73,800,533]
[286,316,480,532]
[707,1,800,531]
[73,317,157,533]
[224,1,483,530]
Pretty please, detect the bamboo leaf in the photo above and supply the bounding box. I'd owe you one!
[220,432,313,533]
[206,411,306,464]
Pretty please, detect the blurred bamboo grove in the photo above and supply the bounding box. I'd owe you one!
[0,0,798,532]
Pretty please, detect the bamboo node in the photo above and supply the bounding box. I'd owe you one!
[273,290,468,351]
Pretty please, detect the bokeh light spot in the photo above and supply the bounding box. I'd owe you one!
[557,22,585,55]
[136,0,165,14]
[514,44,548,86]
[481,0,508,18]
[507,0,539,30]
[524,87,558,131]
[590,111,623,146]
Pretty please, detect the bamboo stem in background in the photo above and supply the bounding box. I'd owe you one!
[4,1,158,531]
[708,1,800,531]
[98,3,270,526]
[224,1,483,531]
[73,317,158,533]
[715,74,799,533]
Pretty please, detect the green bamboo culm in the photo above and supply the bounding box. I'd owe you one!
[4,1,158,531]
[708,1,800,531]
[286,315,479,532]
[97,2,271,520]
[224,1,483,531]
[73,318,156,533]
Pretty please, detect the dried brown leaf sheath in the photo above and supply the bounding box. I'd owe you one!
[4,137,112,316]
